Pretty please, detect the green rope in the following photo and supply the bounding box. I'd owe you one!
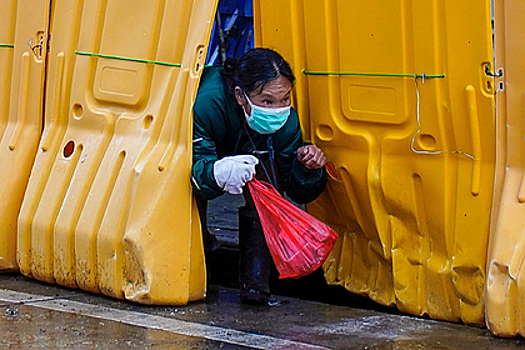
[303,70,444,79]
[0,44,14,48]
[75,51,181,67]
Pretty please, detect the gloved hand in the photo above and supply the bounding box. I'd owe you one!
[213,155,259,195]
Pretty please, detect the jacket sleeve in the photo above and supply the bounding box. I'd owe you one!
[191,95,225,201]
[276,110,327,204]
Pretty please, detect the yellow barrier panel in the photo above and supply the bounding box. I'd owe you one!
[486,0,525,337]
[17,0,216,305]
[255,0,495,324]
[0,0,49,272]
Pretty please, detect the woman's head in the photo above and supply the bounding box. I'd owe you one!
[230,48,295,95]
[223,48,295,133]
[223,48,295,105]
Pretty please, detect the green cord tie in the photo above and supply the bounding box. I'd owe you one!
[303,70,445,79]
[0,44,14,48]
[75,51,181,67]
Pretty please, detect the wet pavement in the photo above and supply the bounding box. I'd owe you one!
[2,194,525,349]
[2,274,525,349]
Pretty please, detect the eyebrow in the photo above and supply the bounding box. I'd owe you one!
[260,90,291,99]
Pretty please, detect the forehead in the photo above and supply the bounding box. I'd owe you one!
[253,75,291,97]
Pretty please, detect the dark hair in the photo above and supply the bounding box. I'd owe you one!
[222,48,295,95]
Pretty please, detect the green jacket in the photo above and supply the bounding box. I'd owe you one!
[192,66,326,203]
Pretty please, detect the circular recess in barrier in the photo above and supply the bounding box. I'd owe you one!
[142,115,154,130]
[416,133,437,151]
[316,124,334,142]
[73,103,83,119]
[63,140,75,158]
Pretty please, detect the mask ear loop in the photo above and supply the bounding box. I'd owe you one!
[243,92,253,121]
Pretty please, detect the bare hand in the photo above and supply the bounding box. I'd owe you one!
[297,145,326,170]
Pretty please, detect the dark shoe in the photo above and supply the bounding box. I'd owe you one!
[240,287,271,305]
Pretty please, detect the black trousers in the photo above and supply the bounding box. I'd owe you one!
[197,157,279,297]
[238,186,272,296]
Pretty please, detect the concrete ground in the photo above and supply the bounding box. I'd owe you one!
[2,274,525,350]
[1,194,525,349]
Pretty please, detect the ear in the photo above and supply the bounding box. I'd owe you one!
[234,86,245,106]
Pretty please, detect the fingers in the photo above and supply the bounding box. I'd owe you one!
[302,153,324,169]
[297,146,314,162]
[298,146,309,156]
[228,185,243,195]
[297,145,326,170]
[242,164,256,183]
[216,155,258,195]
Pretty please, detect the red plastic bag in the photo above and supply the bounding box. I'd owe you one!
[247,178,338,279]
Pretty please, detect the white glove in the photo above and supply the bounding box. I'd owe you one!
[213,155,258,195]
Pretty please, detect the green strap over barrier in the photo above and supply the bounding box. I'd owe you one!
[0,44,14,48]
[75,51,181,67]
[303,70,445,79]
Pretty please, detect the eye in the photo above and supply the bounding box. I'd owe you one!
[282,96,291,104]
[261,99,273,106]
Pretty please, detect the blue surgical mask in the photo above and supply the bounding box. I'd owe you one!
[243,93,291,134]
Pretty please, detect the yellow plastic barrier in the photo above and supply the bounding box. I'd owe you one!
[17,0,216,305]
[485,0,525,337]
[255,0,495,324]
[0,1,49,272]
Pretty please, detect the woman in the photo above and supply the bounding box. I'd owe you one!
[192,48,327,304]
